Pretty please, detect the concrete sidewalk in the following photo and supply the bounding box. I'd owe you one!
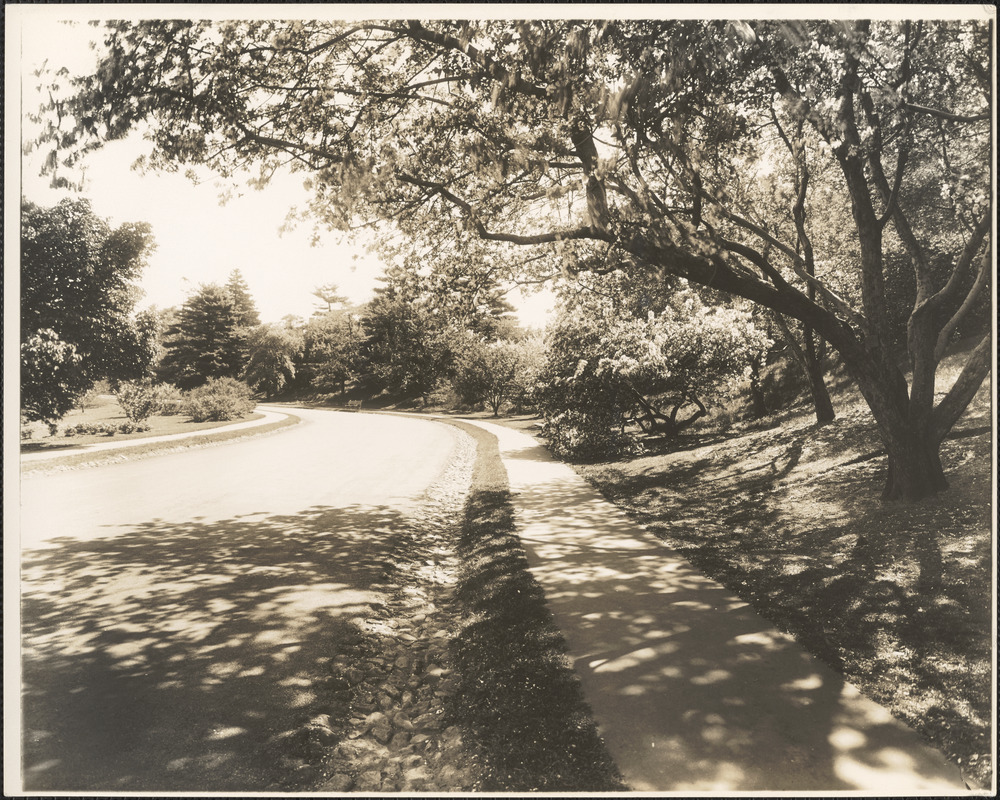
[21,407,291,463]
[463,419,970,794]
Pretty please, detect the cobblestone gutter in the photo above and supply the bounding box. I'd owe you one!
[268,424,481,793]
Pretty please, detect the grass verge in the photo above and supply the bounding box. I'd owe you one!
[20,413,300,475]
[440,421,626,792]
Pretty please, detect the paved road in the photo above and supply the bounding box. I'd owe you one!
[18,408,459,792]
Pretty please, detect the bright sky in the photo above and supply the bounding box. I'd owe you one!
[13,13,556,326]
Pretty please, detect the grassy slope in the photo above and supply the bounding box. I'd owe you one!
[21,396,298,473]
[573,373,993,787]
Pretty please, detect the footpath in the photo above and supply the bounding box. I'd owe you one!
[463,419,971,794]
[20,407,290,463]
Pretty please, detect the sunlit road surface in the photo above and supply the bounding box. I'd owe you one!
[18,407,459,792]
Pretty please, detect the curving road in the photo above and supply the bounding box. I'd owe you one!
[18,407,461,792]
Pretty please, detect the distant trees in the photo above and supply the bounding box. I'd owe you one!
[301,309,364,395]
[312,282,349,314]
[452,334,543,416]
[362,288,447,398]
[157,283,246,389]
[21,198,157,422]
[242,323,302,396]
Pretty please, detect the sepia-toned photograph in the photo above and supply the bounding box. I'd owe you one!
[4,4,995,796]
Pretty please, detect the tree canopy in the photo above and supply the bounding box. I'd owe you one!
[21,198,157,421]
[157,283,248,389]
[39,16,993,498]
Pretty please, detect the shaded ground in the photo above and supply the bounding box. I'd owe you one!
[444,421,625,792]
[22,505,399,791]
[18,407,461,792]
[577,391,993,788]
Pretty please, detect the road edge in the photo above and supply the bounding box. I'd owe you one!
[20,412,301,476]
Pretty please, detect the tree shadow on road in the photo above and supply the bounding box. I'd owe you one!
[20,504,407,792]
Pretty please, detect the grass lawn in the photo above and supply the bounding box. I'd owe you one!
[21,395,264,452]
[572,375,993,787]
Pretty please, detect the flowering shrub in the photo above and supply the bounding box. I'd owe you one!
[541,409,642,462]
[152,383,184,415]
[536,276,772,459]
[183,377,256,422]
[115,380,161,423]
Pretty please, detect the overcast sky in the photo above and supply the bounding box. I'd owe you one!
[13,12,555,326]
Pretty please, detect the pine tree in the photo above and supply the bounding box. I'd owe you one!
[225,269,261,328]
[157,284,246,389]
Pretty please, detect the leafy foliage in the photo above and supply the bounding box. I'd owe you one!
[243,323,302,396]
[361,289,447,397]
[21,198,156,422]
[115,379,162,423]
[157,283,248,389]
[452,335,542,416]
[37,17,993,497]
[537,276,771,459]
[21,329,89,423]
[151,382,184,415]
[64,420,150,436]
[299,310,364,395]
[182,377,256,422]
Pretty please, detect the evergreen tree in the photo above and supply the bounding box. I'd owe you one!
[312,282,349,314]
[225,269,261,328]
[157,283,246,389]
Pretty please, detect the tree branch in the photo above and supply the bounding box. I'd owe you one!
[933,244,992,362]
[904,103,989,124]
[397,172,611,246]
[929,332,992,445]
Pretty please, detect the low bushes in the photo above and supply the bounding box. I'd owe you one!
[64,421,151,437]
[183,377,256,422]
[115,380,161,424]
[25,379,256,443]
[153,383,184,415]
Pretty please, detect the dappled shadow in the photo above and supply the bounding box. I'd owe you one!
[21,504,407,792]
[492,434,963,792]
[572,414,993,785]
[20,441,79,453]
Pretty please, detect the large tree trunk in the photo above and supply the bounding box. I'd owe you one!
[748,359,768,419]
[835,331,985,502]
[883,432,948,501]
[805,356,836,425]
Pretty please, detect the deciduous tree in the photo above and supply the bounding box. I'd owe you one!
[40,17,992,498]
[21,198,157,422]
[243,323,302,396]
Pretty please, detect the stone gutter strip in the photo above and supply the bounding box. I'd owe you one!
[273,424,483,792]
